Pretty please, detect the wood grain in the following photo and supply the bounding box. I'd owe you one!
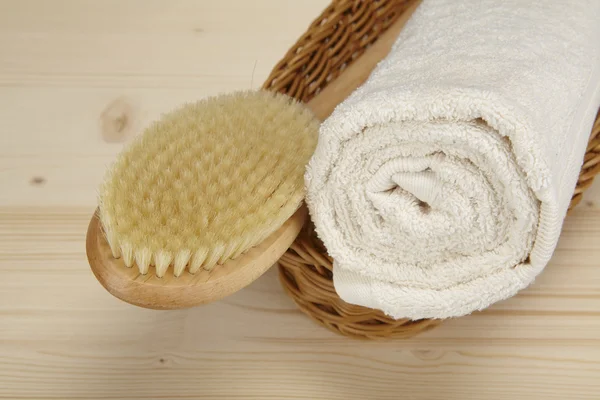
[1,1,600,399]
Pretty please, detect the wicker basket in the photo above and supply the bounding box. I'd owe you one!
[263,0,600,340]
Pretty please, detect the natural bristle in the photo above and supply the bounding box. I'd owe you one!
[98,90,319,277]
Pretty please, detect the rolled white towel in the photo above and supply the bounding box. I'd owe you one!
[305,0,600,319]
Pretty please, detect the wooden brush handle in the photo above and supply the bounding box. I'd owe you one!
[86,206,307,309]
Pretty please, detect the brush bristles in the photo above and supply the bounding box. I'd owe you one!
[98,90,318,277]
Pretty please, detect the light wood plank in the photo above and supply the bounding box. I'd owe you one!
[1,1,599,399]
[1,208,600,400]
[0,0,329,208]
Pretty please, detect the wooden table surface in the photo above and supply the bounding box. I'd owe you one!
[1,1,599,399]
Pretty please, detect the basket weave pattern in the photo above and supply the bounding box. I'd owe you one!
[263,0,600,339]
[262,0,412,102]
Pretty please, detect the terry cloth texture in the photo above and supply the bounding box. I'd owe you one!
[305,0,600,319]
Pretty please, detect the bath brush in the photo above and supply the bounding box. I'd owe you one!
[86,90,318,309]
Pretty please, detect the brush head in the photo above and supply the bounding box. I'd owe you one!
[98,90,319,278]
